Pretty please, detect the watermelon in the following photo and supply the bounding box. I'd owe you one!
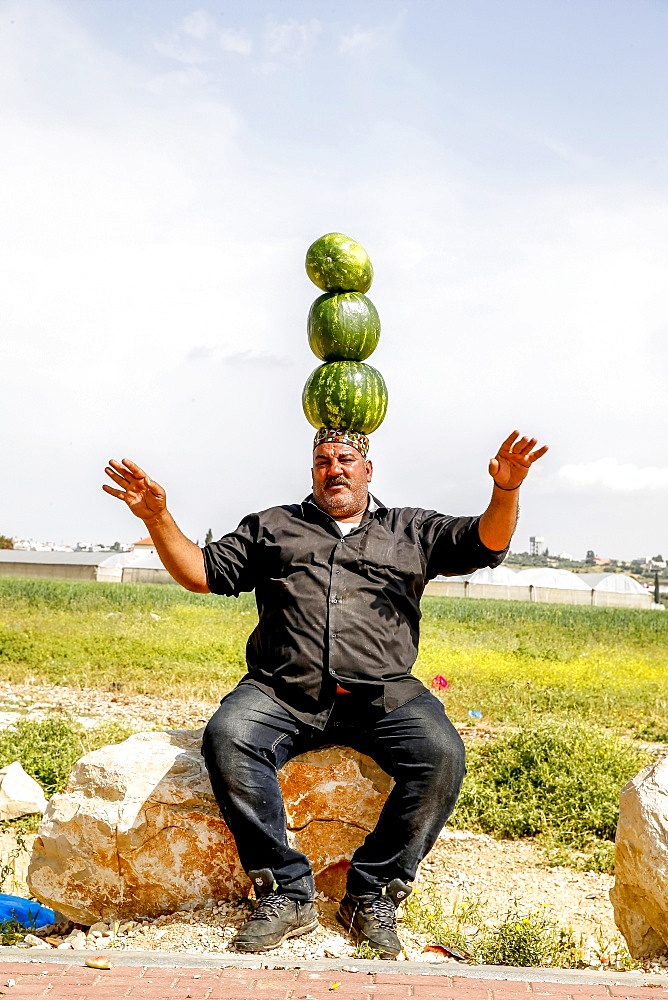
[305,233,373,293]
[302,361,388,433]
[308,292,380,361]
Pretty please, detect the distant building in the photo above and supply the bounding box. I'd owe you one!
[529,536,546,556]
[132,536,156,556]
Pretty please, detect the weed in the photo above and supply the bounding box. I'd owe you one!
[0,828,28,893]
[0,717,133,797]
[634,721,668,743]
[452,723,648,848]
[474,901,585,968]
[402,888,481,954]
[353,940,384,959]
[592,926,641,971]
[0,918,30,946]
[402,889,586,968]
[542,838,616,874]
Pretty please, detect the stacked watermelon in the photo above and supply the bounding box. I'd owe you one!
[302,233,388,435]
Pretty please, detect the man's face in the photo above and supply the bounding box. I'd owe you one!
[311,443,373,519]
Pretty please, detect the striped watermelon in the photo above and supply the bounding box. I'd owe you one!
[308,292,380,361]
[305,233,373,293]
[302,361,388,433]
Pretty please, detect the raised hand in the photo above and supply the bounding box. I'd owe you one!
[102,459,167,522]
[488,431,548,491]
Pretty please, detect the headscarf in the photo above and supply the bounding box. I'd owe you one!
[313,427,369,459]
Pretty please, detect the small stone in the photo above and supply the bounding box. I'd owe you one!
[89,921,108,933]
[23,934,50,949]
[65,930,87,949]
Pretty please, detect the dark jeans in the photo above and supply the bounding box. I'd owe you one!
[201,683,466,902]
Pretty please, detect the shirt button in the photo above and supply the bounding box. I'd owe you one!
[331,633,337,639]
[330,597,338,604]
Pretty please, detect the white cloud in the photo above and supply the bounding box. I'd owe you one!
[338,13,404,55]
[155,11,251,63]
[220,28,252,56]
[154,36,208,65]
[339,27,378,54]
[557,459,668,492]
[182,10,215,41]
[264,18,321,58]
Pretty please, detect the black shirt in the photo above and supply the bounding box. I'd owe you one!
[203,495,507,728]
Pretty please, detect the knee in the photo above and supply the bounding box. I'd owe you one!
[424,724,466,790]
[201,708,244,775]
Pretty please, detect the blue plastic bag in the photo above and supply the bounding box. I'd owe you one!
[0,893,56,929]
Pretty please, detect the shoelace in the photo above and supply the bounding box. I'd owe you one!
[254,891,292,921]
[368,895,397,930]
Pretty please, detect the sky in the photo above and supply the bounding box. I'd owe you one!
[2,0,667,560]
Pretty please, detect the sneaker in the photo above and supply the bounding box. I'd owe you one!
[235,868,318,953]
[336,878,412,960]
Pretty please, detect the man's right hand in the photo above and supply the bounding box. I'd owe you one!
[103,459,167,523]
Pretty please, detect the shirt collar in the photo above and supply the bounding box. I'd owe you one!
[301,493,387,522]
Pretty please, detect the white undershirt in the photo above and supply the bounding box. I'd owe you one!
[336,520,360,536]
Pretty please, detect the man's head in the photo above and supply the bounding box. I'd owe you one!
[311,440,373,519]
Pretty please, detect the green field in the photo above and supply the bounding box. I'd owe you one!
[1,577,666,737]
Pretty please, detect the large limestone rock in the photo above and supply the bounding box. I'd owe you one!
[27,729,391,924]
[0,761,48,820]
[610,754,668,959]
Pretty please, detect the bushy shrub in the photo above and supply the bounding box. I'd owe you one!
[0,717,133,797]
[402,890,586,968]
[474,902,583,968]
[452,723,649,846]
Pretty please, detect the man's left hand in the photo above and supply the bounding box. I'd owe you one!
[489,431,548,491]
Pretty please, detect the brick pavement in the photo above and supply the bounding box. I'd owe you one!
[0,962,667,1000]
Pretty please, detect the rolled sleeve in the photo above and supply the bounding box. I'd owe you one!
[419,512,508,579]
[202,515,259,596]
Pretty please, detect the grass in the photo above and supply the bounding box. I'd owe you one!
[417,597,668,735]
[0,716,133,797]
[401,889,638,970]
[0,579,661,874]
[1,580,667,735]
[452,723,649,844]
[0,578,250,700]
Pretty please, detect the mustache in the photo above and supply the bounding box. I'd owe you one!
[325,475,349,489]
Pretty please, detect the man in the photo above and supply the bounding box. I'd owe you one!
[103,428,547,958]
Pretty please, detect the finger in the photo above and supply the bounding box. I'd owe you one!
[499,430,519,452]
[102,484,127,500]
[489,457,500,477]
[108,459,133,481]
[528,444,549,462]
[105,467,132,489]
[120,458,150,480]
[514,437,537,456]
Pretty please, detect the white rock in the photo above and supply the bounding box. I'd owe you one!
[321,935,347,958]
[0,761,47,820]
[610,755,668,959]
[28,729,390,924]
[23,933,50,949]
[65,930,87,949]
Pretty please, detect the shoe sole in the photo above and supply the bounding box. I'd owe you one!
[335,911,399,960]
[235,917,319,953]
